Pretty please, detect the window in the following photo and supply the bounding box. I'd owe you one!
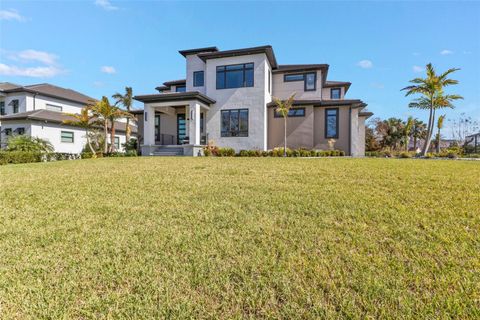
[193,71,204,87]
[216,63,254,89]
[325,108,339,138]
[0,101,5,115]
[16,128,25,135]
[5,128,12,136]
[221,109,248,137]
[175,85,186,92]
[11,100,19,113]
[46,104,63,112]
[61,131,74,143]
[331,88,341,99]
[200,112,204,133]
[274,107,305,118]
[114,136,120,150]
[284,72,316,91]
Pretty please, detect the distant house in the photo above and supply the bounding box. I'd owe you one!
[0,83,136,153]
[133,45,371,156]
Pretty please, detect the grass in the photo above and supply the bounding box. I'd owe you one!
[0,157,479,319]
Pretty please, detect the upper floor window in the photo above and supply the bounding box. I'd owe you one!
[325,108,339,139]
[283,72,316,91]
[331,88,341,99]
[193,71,204,87]
[216,63,254,89]
[46,104,63,112]
[221,109,249,137]
[274,107,305,118]
[11,100,19,113]
[0,102,5,115]
[175,85,186,93]
[61,130,74,143]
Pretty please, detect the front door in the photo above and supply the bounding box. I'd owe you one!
[177,113,186,144]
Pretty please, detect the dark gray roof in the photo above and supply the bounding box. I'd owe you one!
[274,64,329,73]
[0,83,95,105]
[197,45,278,69]
[162,79,186,86]
[155,85,170,92]
[359,111,373,118]
[0,109,137,133]
[268,99,367,108]
[179,46,219,57]
[134,91,216,105]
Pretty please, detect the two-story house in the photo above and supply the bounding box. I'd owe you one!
[0,82,135,153]
[134,45,372,156]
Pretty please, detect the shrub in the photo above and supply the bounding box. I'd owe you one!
[399,152,412,159]
[217,147,235,157]
[6,135,54,153]
[447,151,458,159]
[238,150,249,157]
[0,151,43,165]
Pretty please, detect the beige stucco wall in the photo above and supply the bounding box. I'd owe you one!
[267,106,314,149]
[185,55,206,95]
[313,106,350,152]
[272,71,323,100]
[321,86,345,100]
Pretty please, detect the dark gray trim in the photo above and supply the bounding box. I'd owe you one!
[216,63,254,90]
[284,73,305,82]
[325,108,339,139]
[133,91,216,105]
[304,72,316,91]
[179,47,219,57]
[267,99,367,108]
[163,79,186,86]
[198,45,278,69]
[274,107,306,118]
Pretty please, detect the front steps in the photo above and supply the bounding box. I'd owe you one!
[152,146,184,156]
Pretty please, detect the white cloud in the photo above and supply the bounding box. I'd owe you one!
[440,49,453,55]
[101,66,116,74]
[0,64,63,77]
[95,0,118,11]
[357,60,373,69]
[413,65,424,73]
[15,49,59,65]
[0,9,25,21]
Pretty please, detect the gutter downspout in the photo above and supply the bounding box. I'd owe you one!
[348,106,352,156]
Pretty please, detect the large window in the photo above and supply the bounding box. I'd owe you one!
[61,131,74,143]
[283,72,316,91]
[0,101,5,115]
[325,108,339,139]
[221,109,248,137]
[12,100,19,113]
[274,107,305,118]
[193,71,204,87]
[175,85,186,93]
[216,63,254,89]
[46,104,63,112]
[331,88,341,99]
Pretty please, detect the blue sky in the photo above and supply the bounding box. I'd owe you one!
[1,1,479,136]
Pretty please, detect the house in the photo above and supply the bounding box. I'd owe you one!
[0,83,136,153]
[133,45,371,156]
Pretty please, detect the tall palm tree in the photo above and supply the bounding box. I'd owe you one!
[436,114,446,153]
[402,63,462,156]
[108,107,133,153]
[112,87,133,141]
[404,116,414,151]
[272,93,296,157]
[90,96,118,154]
[411,119,427,150]
[63,107,99,155]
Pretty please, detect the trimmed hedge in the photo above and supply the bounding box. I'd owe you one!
[208,148,346,157]
[0,151,43,165]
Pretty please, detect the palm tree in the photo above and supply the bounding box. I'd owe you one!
[402,63,462,156]
[112,87,133,141]
[63,107,98,155]
[411,119,427,150]
[436,115,446,153]
[107,107,133,153]
[90,96,118,154]
[272,94,296,157]
[404,116,414,151]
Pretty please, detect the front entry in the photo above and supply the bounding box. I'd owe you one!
[177,113,186,144]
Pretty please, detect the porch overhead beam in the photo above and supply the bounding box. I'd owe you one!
[156,106,176,116]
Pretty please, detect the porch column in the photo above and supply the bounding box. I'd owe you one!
[188,101,201,145]
[143,104,155,145]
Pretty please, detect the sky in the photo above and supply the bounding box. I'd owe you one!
[1,0,479,137]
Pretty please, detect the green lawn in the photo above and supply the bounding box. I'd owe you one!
[0,158,479,319]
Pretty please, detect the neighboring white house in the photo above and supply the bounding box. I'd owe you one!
[134,45,371,156]
[0,83,136,153]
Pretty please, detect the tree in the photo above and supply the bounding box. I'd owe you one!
[435,115,446,153]
[404,116,414,151]
[112,87,133,141]
[411,119,427,151]
[375,118,405,150]
[7,135,54,153]
[402,63,462,156]
[63,107,99,155]
[272,94,296,157]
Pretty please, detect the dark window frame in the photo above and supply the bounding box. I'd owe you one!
[175,85,186,92]
[283,72,317,91]
[220,108,249,137]
[61,130,74,143]
[325,108,339,139]
[274,107,306,118]
[12,99,19,113]
[114,136,120,149]
[0,101,5,115]
[331,88,341,99]
[216,63,254,90]
[284,73,305,82]
[193,71,204,87]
